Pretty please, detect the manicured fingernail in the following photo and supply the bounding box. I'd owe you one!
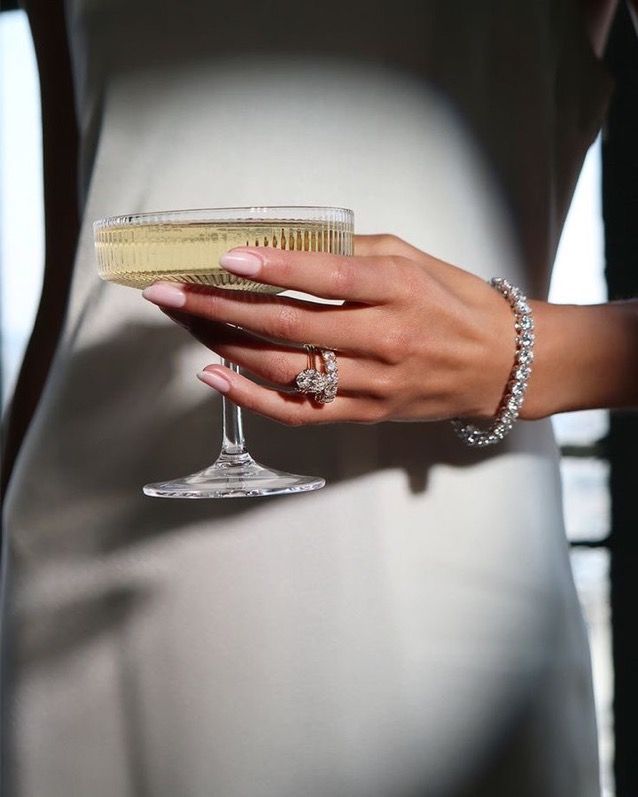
[197,369,231,393]
[142,282,186,308]
[219,249,263,277]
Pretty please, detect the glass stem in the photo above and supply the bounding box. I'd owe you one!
[220,360,247,458]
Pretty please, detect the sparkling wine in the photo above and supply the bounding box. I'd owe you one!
[94,219,351,291]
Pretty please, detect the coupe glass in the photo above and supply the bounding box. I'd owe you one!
[94,206,354,498]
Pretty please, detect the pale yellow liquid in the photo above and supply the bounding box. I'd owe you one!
[95,220,352,292]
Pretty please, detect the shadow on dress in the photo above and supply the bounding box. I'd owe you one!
[8,316,548,562]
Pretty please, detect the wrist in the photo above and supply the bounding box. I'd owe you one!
[518,300,563,420]
[520,300,638,419]
[453,279,535,446]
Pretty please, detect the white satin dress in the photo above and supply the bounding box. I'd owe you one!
[2,1,611,795]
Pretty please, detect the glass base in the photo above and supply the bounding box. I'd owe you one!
[143,452,325,499]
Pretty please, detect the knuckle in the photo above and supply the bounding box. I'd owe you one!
[387,256,426,303]
[371,233,403,252]
[374,405,393,423]
[379,233,403,249]
[377,255,410,296]
[355,402,386,424]
[378,327,411,365]
[265,352,294,385]
[396,272,422,304]
[355,233,412,260]
[276,257,295,284]
[197,290,221,317]
[271,303,301,339]
[329,261,357,296]
[280,407,306,427]
[402,268,424,297]
[371,371,396,398]
[386,254,412,281]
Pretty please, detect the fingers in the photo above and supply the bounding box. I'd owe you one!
[204,340,369,394]
[218,246,404,303]
[196,365,380,426]
[145,284,368,351]
[162,309,383,396]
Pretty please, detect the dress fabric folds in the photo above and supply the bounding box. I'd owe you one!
[2,1,611,795]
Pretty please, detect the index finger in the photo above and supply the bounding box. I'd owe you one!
[218,247,403,304]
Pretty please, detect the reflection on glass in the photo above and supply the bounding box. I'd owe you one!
[94,205,354,499]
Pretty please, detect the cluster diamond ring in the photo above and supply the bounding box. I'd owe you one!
[295,345,339,404]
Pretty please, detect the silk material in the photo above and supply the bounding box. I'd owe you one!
[3,1,611,795]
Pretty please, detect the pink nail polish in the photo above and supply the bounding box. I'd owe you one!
[197,369,231,393]
[219,250,263,277]
[142,282,186,309]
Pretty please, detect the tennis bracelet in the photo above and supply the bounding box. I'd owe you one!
[452,278,534,447]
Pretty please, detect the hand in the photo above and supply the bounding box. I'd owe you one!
[141,234,521,427]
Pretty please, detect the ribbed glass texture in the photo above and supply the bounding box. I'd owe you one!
[94,206,354,291]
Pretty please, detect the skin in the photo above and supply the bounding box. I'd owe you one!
[143,233,638,428]
[142,0,638,429]
[147,234,516,426]
[141,2,638,431]
[1,0,636,494]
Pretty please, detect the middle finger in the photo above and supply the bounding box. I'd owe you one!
[164,310,382,395]
[144,282,367,351]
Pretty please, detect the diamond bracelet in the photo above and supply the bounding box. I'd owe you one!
[451,278,534,447]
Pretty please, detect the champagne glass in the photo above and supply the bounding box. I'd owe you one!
[94,206,354,498]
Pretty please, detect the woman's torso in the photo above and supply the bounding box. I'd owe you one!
[3,2,610,795]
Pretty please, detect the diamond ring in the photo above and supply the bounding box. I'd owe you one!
[295,346,338,404]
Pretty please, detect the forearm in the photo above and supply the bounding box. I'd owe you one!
[522,299,638,419]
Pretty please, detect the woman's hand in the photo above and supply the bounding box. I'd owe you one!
[142,234,521,426]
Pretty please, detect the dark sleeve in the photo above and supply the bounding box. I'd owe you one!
[1,0,79,495]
